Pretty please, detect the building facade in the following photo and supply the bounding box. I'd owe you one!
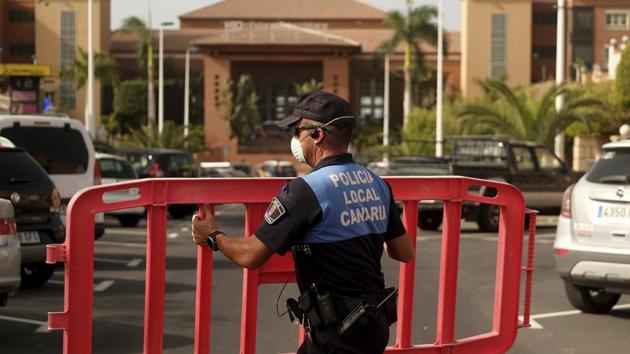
[461,0,533,97]
[111,0,461,163]
[0,0,110,126]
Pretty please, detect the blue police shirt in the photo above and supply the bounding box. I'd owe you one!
[255,153,406,296]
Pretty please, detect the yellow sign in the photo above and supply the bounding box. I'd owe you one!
[0,64,51,77]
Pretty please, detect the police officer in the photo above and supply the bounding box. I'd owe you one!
[192,91,413,353]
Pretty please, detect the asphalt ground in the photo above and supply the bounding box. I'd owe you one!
[1,205,629,353]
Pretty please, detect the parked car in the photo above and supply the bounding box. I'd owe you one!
[0,138,64,288]
[117,148,199,218]
[0,114,105,238]
[368,157,451,230]
[96,153,145,227]
[369,136,581,231]
[200,162,251,177]
[0,198,21,305]
[255,160,297,177]
[554,138,630,313]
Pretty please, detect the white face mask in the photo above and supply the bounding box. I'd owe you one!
[289,116,354,165]
[291,136,307,164]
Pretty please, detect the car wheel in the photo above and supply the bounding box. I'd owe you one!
[564,281,620,314]
[95,224,106,240]
[418,211,443,230]
[169,205,195,219]
[20,262,55,289]
[477,204,500,232]
[117,215,141,227]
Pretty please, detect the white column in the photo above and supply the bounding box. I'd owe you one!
[158,27,164,135]
[86,0,95,138]
[436,0,444,158]
[554,0,566,160]
[184,48,190,137]
[383,54,390,163]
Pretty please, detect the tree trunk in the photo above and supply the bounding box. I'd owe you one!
[403,41,412,127]
[147,40,156,125]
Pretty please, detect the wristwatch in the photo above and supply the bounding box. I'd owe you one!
[206,230,224,251]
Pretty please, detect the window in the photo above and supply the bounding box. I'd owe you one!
[533,46,556,59]
[98,159,137,179]
[357,77,384,121]
[8,43,35,56]
[533,12,556,25]
[535,147,563,170]
[605,11,630,31]
[8,10,35,22]
[60,11,76,109]
[0,127,89,175]
[490,13,507,79]
[511,146,535,171]
[586,149,630,183]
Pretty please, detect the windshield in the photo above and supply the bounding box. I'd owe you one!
[586,149,630,184]
[99,158,137,179]
[1,126,89,174]
[0,150,48,184]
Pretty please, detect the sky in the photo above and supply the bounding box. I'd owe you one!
[110,0,461,31]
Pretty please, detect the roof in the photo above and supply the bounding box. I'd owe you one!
[328,29,460,55]
[192,22,361,49]
[180,0,385,21]
[603,139,630,150]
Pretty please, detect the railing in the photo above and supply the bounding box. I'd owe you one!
[46,176,536,354]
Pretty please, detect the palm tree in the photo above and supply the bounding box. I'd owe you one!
[61,47,119,89]
[120,121,206,152]
[457,79,607,148]
[120,16,155,124]
[379,1,440,126]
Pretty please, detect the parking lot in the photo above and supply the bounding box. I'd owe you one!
[0,207,628,353]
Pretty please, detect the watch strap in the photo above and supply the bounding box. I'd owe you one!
[206,230,224,251]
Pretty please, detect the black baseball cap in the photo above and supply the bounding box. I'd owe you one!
[276,91,355,128]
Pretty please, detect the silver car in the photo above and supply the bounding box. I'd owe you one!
[554,138,630,313]
[0,198,22,306]
[96,153,145,227]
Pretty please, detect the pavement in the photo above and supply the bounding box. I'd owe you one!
[0,206,628,353]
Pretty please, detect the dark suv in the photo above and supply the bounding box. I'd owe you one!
[118,148,199,218]
[0,143,64,288]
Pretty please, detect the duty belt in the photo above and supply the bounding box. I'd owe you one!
[286,286,398,338]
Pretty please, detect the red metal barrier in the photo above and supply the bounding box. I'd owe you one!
[46,177,535,354]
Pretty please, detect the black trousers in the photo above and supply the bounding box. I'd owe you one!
[296,310,389,354]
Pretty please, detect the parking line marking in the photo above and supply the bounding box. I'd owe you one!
[0,315,50,333]
[94,280,114,292]
[105,228,147,236]
[47,279,115,292]
[127,258,143,267]
[518,316,543,329]
[94,257,143,267]
[168,232,179,239]
[525,303,630,329]
[97,240,146,248]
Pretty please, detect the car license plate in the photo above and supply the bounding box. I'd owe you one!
[18,231,40,244]
[595,204,630,221]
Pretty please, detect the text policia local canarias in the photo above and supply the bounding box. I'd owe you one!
[328,170,387,227]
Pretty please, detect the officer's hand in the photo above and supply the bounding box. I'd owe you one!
[191,204,218,247]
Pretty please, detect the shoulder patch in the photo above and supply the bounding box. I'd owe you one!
[264,197,286,225]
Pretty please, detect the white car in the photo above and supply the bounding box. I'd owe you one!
[96,153,145,227]
[554,138,630,313]
[0,199,21,305]
[0,114,105,238]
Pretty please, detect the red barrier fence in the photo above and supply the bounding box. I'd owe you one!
[46,177,537,354]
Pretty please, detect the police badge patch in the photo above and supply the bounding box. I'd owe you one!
[264,197,286,224]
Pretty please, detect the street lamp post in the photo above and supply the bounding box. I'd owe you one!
[158,21,174,135]
[184,48,191,137]
[436,0,444,158]
[86,0,95,138]
[554,0,566,161]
